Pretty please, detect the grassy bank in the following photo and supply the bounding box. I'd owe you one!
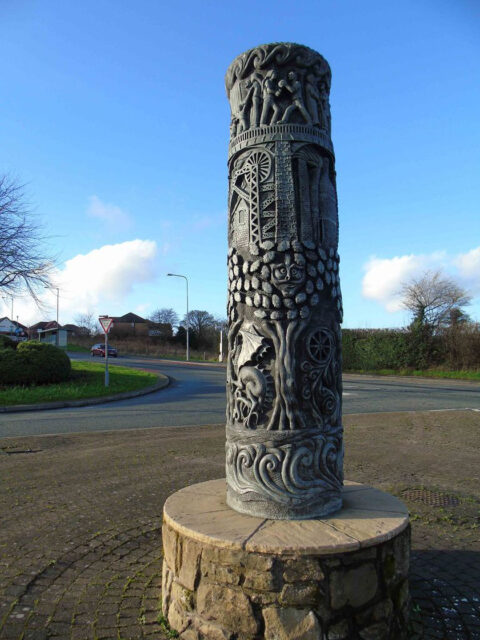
[63,343,90,352]
[344,368,480,381]
[0,361,159,406]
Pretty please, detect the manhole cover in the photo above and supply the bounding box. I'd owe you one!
[401,488,459,507]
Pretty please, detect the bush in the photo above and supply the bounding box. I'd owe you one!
[342,328,443,371]
[0,341,71,386]
[0,335,17,350]
[343,329,411,370]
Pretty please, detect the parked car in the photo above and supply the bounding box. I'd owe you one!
[91,343,118,357]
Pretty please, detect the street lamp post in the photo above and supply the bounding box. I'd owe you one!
[167,273,189,361]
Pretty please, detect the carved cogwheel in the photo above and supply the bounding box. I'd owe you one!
[244,150,271,183]
[307,328,334,364]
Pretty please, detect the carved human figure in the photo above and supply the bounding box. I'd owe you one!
[318,80,331,132]
[260,71,282,125]
[279,71,312,124]
[241,73,262,130]
[305,73,321,126]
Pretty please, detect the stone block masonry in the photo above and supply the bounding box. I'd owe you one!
[162,479,410,639]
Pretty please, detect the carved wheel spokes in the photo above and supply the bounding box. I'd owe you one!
[245,150,271,183]
[308,329,333,364]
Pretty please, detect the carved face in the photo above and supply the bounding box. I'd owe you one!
[272,255,305,296]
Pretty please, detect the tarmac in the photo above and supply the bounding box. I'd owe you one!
[1,418,479,639]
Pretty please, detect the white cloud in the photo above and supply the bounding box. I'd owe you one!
[5,240,157,326]
[455,247,480,295]
[362,247,480,312]
[87,195,133,231]
[362,254,427,312]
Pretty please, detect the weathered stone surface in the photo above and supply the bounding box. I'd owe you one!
[225,42,343,519]
[197,621,233,640]
[282,557,324,582]
[279,581,319,606]
[170,580,194,613]
[330,564,378,609]
[393,579,410,610]
[197,583,258,635]
[167,597,190,634]
[393,527,410,578]
[356,598,393,626]
[177,538,201,591]
[341,547,377,565]
[327,619,350,640]
[162,523,177,571]
[161,560,173,615]
[245,553,274,571]
[201,546,245,568]
[243,569,277,591]
[201,563,240,586]
[263,607,322,640]
[359,621,390,640]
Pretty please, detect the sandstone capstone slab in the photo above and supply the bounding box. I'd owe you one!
[162,479,410,639]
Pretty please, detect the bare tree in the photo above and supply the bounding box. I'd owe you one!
[149,307,179,327]
[0,176,53,299]
[213,316,228,333]
[400,270,471,332]
[182,310,216,338]
[74,311,98,336]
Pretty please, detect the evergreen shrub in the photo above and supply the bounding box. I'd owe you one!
[0,335,17,350]
[0,341,71,386]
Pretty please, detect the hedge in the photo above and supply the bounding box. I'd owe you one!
[342,328,442,371]
[0,341,71,386]
[0,335,17,350]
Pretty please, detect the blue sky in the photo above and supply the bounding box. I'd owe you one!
[1,0,479,328]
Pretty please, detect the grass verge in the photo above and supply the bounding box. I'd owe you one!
[344,368,480,381]
[64,343,90,352]
[0,361,159,406]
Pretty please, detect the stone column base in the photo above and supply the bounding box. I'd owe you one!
[162,479,410,640]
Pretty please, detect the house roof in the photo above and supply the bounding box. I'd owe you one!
[0,317,28,330]
[30,321,60,331]
[112,312,147,323]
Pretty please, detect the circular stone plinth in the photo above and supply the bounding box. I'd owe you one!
[162,479,410,640]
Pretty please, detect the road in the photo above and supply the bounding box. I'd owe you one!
[1,354,479,437]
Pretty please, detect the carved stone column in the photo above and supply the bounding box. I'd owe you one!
[225,43,343,519]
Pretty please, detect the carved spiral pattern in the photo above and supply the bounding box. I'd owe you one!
[226,434,343,505]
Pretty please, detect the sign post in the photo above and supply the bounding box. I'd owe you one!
[99,316,114,387]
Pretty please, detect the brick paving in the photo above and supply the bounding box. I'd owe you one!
[1,415,479,639]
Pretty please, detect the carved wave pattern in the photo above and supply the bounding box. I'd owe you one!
[225,42,330,91]
[226,434,343,505]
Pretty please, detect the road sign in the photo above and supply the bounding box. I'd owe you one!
[99,317,114,334]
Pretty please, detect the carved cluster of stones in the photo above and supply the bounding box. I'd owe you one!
[227,242,342,323]
[162,521,410,640]
[225,43,343,519]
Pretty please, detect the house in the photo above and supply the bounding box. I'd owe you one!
[109,312,172,339]
[0,317,28,340]
[62,324,85,338]
[29,321,67,347]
